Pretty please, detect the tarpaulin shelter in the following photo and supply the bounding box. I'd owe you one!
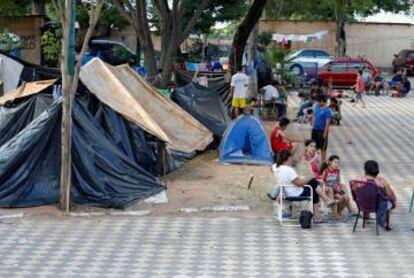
[219,115,273,165]
[172,81,230,137]
[80,58,213,154]
[175,70,232,112]
[0,81,165,208]
[0,52,61,93]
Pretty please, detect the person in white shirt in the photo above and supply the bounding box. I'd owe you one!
[271,150,336,223]
[261,81,279,119]
[230,66,249,117]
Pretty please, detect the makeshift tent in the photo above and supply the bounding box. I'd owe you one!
[175,70,232,112]
[0,52,60,93]
[219,115,273,165]
[0,53,24,93]
[0,82,165,208]
[172,82,230,136]
[80,58,213,154]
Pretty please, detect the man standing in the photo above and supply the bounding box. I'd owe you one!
[230,66,249,117]
[311,94,331,162]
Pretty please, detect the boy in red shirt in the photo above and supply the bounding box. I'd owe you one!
[270,118,302,157]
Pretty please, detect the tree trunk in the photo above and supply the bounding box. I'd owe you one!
[140,31,158,77]
[229,0,268,71]
[335,0,347,57]
[336,17,346,57]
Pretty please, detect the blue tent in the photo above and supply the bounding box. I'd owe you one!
[219,115,273,165]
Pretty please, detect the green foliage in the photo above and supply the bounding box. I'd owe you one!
[77,2,129,33]
[263,45,298,85]
[41,30,62,66]
[0,0,31,16]
[264,0,412,21]
[0,28,21,52]
[258,31,272,46]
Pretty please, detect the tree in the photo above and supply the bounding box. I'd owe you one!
[264,0,412,57]
[51,0,104,212]
[229,0,268,70]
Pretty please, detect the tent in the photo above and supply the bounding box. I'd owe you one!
[0,53,24,93]
[219,115,273,165]
[0,52,60,93]
[175,70,232,112]
[0,81,165,208]
[172,81,230,137]
[80,58,213,154]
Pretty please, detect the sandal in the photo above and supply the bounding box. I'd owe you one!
[314,218,328,224]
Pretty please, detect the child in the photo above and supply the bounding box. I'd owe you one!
[351,70,366,108]
[320,155,356,220]
[329,98,341,125]
[305,109,313,126]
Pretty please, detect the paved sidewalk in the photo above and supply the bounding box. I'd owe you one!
[1,95,414,277]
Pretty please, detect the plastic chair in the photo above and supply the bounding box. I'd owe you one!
[274,185,314,226]
[350,180,382,236]
[409,189,414,213]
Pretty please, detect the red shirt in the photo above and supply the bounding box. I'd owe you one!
[355,75,365,93]
[270,127,291,153]
[321,168,340,187]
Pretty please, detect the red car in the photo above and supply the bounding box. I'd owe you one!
[318,58,379,87]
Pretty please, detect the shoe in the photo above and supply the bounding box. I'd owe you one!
[267,193,276,201]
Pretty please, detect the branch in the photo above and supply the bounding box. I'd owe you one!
[73,0,105,88]
[111,0,134,25]
[179,0,210,43]
[51,0,65,24]
[152,0,170,17]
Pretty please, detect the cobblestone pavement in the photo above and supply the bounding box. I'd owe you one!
[1,96,414,278]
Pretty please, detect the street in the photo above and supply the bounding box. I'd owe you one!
[1,95,414,278]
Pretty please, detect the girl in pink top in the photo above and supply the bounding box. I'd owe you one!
[352,70,366,108]
[302,139,321,179]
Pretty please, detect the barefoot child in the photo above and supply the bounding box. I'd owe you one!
[320,155,356,220]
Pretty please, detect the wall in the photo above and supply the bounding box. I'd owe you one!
[108,25,162,52]
[0,16,43,64]
[259,20,414,68]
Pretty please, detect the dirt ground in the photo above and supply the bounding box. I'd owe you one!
[0,94,307,218]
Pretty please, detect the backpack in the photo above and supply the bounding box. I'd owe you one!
[299,210,313,229]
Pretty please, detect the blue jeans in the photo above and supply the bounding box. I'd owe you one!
[276,103,286,119]
[297,100,313,117]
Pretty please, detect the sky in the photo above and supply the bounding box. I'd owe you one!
[357,11,414,24]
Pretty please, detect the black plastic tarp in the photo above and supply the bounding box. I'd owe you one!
[175,70,232,112]
[0,96,61,207]
[0,51,61,82]
[0,93,165,208]
[71,99,165,208]
[172,82,230,136]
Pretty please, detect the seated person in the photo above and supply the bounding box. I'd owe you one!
[399,76,411,97]
[352,160,397,231]
[296,82,320,119]
[368,72,384,96]
[329,98,341,125]
[301,139,321,179]
[261,82,279,119]
[270,150,336,223]
[387,70,403,93]
[319,155,356,221]
[270,118,301,155]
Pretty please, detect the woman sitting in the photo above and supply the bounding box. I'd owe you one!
[301,139,321,179]
[353,160,397,231]
[271,150,336,223]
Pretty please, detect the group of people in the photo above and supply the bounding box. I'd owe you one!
[229,66,289,118]
[269,110,397,228]
[353,67,411,107]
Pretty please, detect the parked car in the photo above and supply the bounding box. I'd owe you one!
[318,57,379,87]
[288,48,335,75]
[392,49,414,75]
[86,39,137,66]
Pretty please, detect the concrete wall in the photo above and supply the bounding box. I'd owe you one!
[108,25,162,52]
[259,20,414,68]
[0,16,43,64]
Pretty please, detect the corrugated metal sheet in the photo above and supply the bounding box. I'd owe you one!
[80,58,213,153]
